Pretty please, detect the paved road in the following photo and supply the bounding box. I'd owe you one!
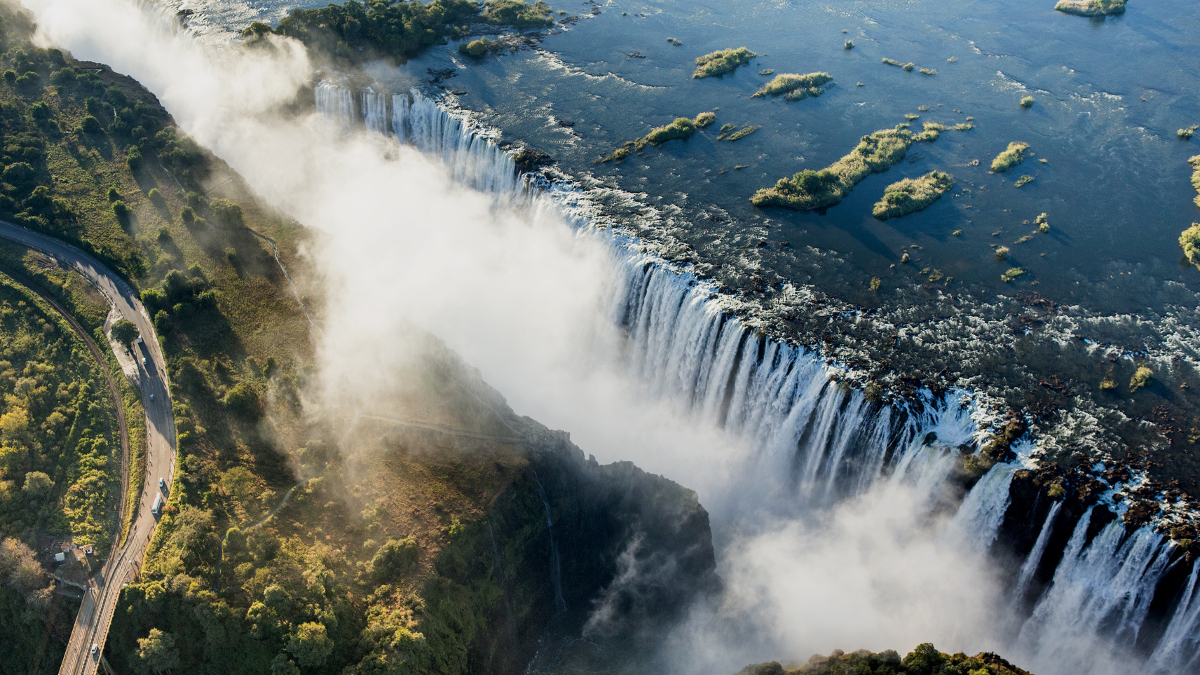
[0,222,176,675]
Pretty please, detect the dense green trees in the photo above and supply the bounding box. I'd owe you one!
[267,0,552,64]
[134,628,181,674]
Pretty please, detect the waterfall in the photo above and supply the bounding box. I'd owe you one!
[1016,510,1175,670]
[532,471,567,613]
[488,520,518,645]
[1012,500,1063,603]
[1151,558,1200,673]
[311,82,1200,670]
[947,460,1018,553]
[362,88,389,134]
[314,82,356,128]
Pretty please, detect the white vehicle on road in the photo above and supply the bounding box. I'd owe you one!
[90,644,98,657]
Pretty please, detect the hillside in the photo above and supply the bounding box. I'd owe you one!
[0,4,717,673]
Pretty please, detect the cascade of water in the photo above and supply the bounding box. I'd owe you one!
[361,88,390,134]
[488,520,518,645]
[532,471,567,613]
[314,82,356,128]
[1016,511,1175,671]
[1012,500,1063,603]
[311,82,1200,668]
[389,89,523,197]
[948,459,1020,554]
[1150,557,1200,673]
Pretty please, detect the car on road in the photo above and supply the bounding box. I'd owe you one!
[149,394,155,401]
[158,477,165,489]
[136,336,143,345]
[90,644,98,657]
[141,357,147,366]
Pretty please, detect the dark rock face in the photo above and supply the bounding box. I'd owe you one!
[474,432,719,673]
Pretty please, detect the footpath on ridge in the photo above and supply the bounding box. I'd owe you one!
[0,221,177,675]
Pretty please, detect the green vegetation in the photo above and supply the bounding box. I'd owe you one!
[1036,212,1050,233]
[667,37,682,46]
[735,643,1035,675]
[991,141,1030,173]
[759,69,774,76]
[1015,174,1034,187]
[458,36,506,58]
[0,272,121,548]
[995,246,1010,261]
[751,72,833,101]
[919,68,936,75]
[1130,365,1154,391]
[871,170,955,220]
[719,124,760,142]
[1055,0,1127,17]
[1180,125,1198,140]
[1020,96,1035,108]
[692,47,756,78]
[844,40,854,49]
[601,112,716,162]
[1190,155,1200,208]
[751,129,916,210]
[1179,223,1200,266]
[261,0,551,65]
[1001,267,1025,283]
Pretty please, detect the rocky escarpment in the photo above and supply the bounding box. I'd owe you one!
[473,429,719,672]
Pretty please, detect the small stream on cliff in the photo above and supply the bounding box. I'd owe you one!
[29,1,1200,674]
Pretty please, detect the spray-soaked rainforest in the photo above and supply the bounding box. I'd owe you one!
[3,0,1200,674]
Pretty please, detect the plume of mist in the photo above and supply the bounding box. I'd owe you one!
[22,4,1151,675]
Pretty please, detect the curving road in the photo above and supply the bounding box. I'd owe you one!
[0,221,176,675]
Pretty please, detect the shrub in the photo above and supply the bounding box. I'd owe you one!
[287,622,334,668]
[111,200,130,222]
[994,246,1010,261]
[371,537,420,581]
[844,39,854,49]
[209,198,244,228]
[78,115,102,134]
[126,146,143,172]
[107,187,121,202]
[180,206,195,225]
[1130,365,1153,391]
[157,226,172,242]
[2,70,14,86]
[1020,96,1035,108]
[693,111,716,128]
[1180,223,1200,265]
[223,382,261,419]
[692,47,756,78]
[147,187,165,207]
[185,191,204,210]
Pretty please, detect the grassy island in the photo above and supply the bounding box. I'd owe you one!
[719,124,760,141]
[602,112,716,162]
[1055,0,1127,17]
[750,128,915,210]
[872,171,955,219]
[1190,154,1200,207]
[1180,224,1200,266]
[693,47,756,78]
[991,141,1030,173]
[752,72,834,101]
